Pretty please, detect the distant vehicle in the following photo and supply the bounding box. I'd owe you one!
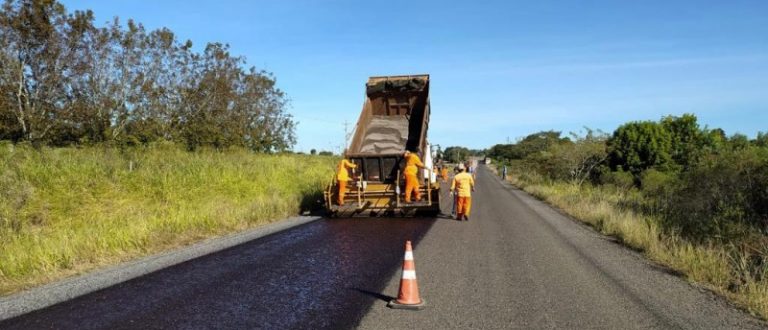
[324,75,440,217]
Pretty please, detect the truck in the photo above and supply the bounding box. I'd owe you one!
[324,74,440,217]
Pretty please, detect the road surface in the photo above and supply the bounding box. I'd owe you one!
[1,166,764,329]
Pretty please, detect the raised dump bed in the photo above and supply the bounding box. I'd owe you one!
[324,74,439,217]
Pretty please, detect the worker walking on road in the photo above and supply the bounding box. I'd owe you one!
[336,158,357,205]
[467,162,476,180]
[403,150,425,203]
[451,165,460,217]
[451,163,475,221]
[440,166,449,183]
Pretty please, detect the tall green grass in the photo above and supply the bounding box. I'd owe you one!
[502,168,768,320]
[0,142,335,295]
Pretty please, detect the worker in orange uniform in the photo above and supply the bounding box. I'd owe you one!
[451,163,475,221]
[440,166,449,183]
[336,158,357,205]
[403,150,425,203]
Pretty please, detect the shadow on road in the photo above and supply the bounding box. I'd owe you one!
[351,287,395,303]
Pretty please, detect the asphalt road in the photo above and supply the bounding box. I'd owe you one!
[358,166,765,329]
[1,166,765,329]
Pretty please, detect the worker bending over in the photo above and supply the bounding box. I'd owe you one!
[451,163,475,221]
[336,158,357,205]
[403,150,425,203]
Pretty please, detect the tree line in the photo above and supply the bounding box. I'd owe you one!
[488,114,768,240]
[441,146,484,163]
[0,0,295,151]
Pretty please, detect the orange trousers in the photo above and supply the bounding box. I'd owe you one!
[337,180,348,205]
[456,196,472,218]
[404,174,421,202]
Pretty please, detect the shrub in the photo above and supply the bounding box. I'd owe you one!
[658,147,768,240]
[601,169,635,190]
[640,169,677,197]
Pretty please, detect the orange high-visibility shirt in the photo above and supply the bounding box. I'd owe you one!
[451,172,475,197]
[404,153,424,176]
[336,159,357,181]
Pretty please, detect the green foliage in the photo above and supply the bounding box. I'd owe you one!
[599,168,635,190]
[640,168,676,197]
[701,128,727,153]
[558,129,609,185]
[661,114,705,169]
[728,133,750,151]
[0,0,295,151]
[505,114,768,242]
[754,132,768,148]
[510,129,606,185]
[517,131,571,157]
[488,130,570,161]
[488,143,517,160]
[0,144,335,294]
[608,120,673,174]
[443,146,471,163]
[655,147,768,240]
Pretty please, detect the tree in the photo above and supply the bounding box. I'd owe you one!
[443,146,470,163]
[728,133,750,151]
[608,121,672,174]
[488,143,516,161]
[1,0,74,143]
[515,131,569,158]
[661,114,704,169]
[489,131,570,162]
[553,129,609,185]
[755,132,768,148]
[0,0,296,151]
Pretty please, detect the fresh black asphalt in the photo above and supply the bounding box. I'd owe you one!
[0,218,435,329]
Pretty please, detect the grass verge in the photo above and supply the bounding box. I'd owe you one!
[0,143,335,296]
[501,169,768,320]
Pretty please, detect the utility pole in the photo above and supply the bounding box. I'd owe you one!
[343,120,353,152]
[344,120,351,145]
[343,120,349,140]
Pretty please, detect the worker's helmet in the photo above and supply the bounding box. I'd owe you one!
[457,163,466,170]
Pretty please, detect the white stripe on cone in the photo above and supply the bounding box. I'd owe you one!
[402,270,417,280]
[404,251,414,260]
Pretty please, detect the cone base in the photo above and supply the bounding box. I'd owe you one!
[387,298,425,310]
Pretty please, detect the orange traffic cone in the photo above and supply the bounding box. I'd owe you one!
[388,240,425,310]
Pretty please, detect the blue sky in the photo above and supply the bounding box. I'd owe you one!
[61,0,768,151]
